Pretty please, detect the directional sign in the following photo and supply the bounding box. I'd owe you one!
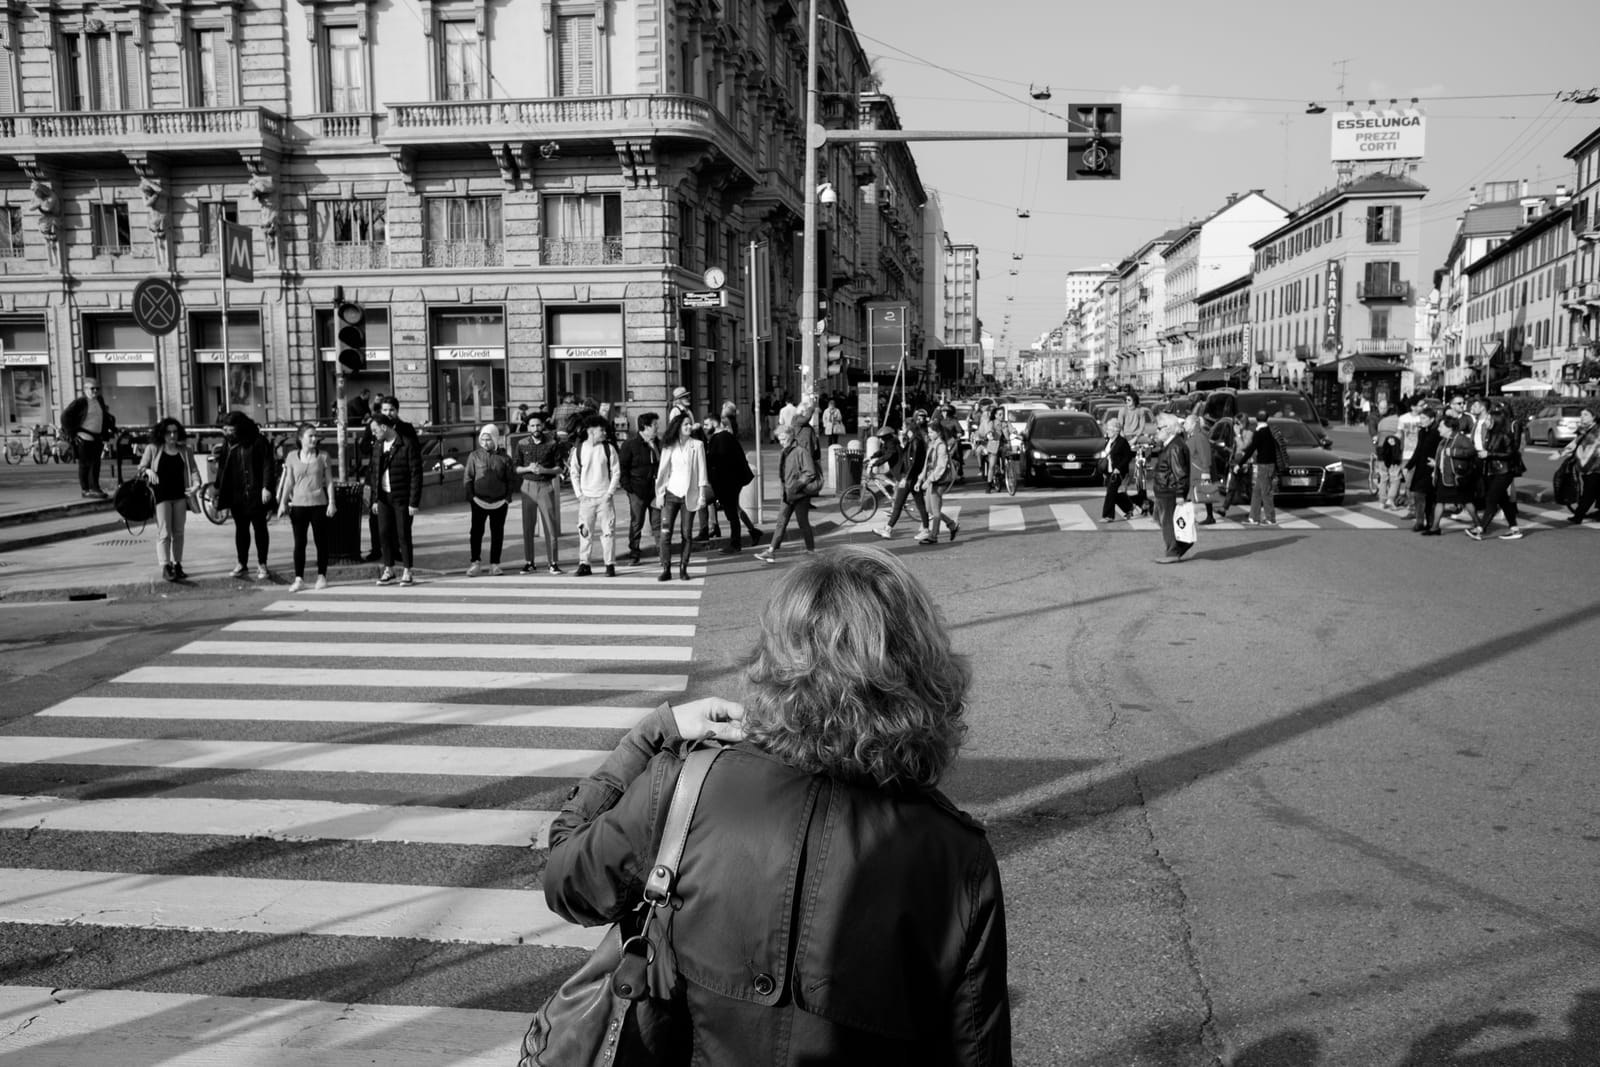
[680,290,727,309]
[132,276,182,337]
[222,221,254,283]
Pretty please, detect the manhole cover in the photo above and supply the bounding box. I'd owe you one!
[94,538,146,547]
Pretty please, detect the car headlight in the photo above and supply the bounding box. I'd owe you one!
[1325,461,1343,473]
[1032,449,1048,460]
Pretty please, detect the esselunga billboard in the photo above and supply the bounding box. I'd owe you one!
[1331,110,1425,162]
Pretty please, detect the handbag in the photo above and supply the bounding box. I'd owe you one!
[519,747,723,1067]
[1173,500,1197,545]
[1192,480,1222,505]
[112,476,157,535]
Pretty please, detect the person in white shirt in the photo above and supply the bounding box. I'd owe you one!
[775,396,799,443]
[653,409,709,582]
[568,415,622,577]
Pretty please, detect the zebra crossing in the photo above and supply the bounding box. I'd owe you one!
[0,566,706,1064]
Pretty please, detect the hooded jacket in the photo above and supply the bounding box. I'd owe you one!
[213,412,274,515]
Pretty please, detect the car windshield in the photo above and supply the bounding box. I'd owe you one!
[1241,393,1317,421]
[1559,406,1585,417]
[1030,415,1101,438]
[1271,420,1321,446]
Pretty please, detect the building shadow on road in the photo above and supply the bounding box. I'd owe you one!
[1395,988,1600,1066]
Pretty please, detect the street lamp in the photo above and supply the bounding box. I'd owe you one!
[798,0,823,393]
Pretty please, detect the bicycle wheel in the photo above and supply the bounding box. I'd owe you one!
[838,484,879,523]
[31,439,49,464]
[2,441,19,465]
[199,487,230,526]
[1005,457,1018,496]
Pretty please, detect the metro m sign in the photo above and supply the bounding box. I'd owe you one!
[222,221,254,283]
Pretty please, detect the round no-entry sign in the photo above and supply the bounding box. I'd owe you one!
[132,276,182,337]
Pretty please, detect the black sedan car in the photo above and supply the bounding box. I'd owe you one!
[1021,411,1106,485]
[1259,418,1345,506]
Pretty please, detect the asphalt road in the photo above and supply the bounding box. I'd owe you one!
[1,478,1597,1065]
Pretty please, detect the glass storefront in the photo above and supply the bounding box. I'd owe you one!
[1,320,52,433]
[317,307,391,421]
[84,315,159,429]
[431,307,506,424]
[549,307,623,408]
[191,312,266,427]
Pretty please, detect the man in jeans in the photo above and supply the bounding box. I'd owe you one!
[618,412,662,565]
[1233,411,1279,527]
[60,378,115,498]
[568,414,621,577]
[1373,402,1405,511]
[514,413,564,573]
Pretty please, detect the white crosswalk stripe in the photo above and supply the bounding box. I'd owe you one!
[0,569,704,1063]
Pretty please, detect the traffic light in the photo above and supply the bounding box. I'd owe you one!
[824,333,844,377]
[1067,104,1122,181]
[335,300,366,374]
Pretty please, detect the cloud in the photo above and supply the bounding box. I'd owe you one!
[1116,83,1260,134]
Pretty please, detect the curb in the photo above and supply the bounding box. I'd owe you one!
[0,498,116,529]
[0,556,384,604]
[0,517,126,553]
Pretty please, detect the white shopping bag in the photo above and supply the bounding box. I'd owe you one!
[1173,500,1197,545]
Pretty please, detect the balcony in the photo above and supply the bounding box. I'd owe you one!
[1356,280,1413,302]
[309,242,389,272]
[1294,344,1315,362]
[1254,348,1272,365]
[295,112,383,142]
[539,237,623,267]
[422,240,503,269]
[1353,339,1412,356]
[0,107,285,160]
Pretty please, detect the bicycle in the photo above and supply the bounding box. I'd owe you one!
[52,432,77,464]
[839,471,893,523]
[198,483,230,526]
[2,433,28,464]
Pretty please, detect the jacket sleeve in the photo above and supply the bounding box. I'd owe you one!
[545,704,690,926]
[653,447,672,502]
[948,844,1013,1067]
[607,445,622,496]
[405,441,424,508]
[693,440,710,504]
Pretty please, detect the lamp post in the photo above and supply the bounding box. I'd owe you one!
[798,0,822,394]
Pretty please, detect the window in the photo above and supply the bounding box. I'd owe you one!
[556,14,595,96]
[1364,261,1401,296]
[677,201,694,266]
[1369,309,1390,340]
[198,201,237,253]
[0,52,15,114]
[311,199,388,269]
[541,194,621,265]
[190,28,235,107]
[1,207,22,258]
[60,29,144,111]
[438,19,482,100]
[1366,205,1401,244]
[323,26,365,112]
[703,216,718,273]
[90,203,131,255]
[425,196,502,267]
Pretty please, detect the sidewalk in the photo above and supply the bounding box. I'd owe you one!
[0,449,826,602]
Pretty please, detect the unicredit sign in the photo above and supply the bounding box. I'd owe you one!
[1330,110,1426,162]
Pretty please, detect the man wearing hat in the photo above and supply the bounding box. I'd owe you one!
[670,385,693,417]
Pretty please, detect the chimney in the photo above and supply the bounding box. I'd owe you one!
[1521,178,1529,198]
[1469,185,1478,205]
[1555,183,1571,206]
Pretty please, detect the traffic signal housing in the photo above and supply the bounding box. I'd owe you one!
[824,333,845,377]
[1067,103,1122,181]
[336,300,366,374]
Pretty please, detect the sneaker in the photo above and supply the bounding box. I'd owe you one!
[754,549,776,565]
[605,564,616,577]
[489,564,503,576]
[1262,519,1278,527]
[873,524,894,539]
[1242,518,1261,527]
[1498,527,1523,540]
[314,575,328,590]
[229,563,246,578]
[948,521,960,542]
[288,577,304,593]
[576,563,593,577]
[1445,512,1469,523]
[913,529,933,544]
[1465,527,1483,541]
[1568,516,1584,525]
[255,564,269,581]
[399,569,415,585]
[521,562,536,574]
[466,561,481,577]
[547,563,564,575]
[629,553,642,566]
[376,568,395,585]
[719,545,740,555]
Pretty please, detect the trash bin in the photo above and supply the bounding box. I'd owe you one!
[826,444,843,493]
[330,482,365,562]
[831,444,861,494]
[843,449,863,493]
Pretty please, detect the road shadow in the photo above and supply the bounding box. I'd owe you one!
[1396,988,1600,1066]
[1185,535,1303,562]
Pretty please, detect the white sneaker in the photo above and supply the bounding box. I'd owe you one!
[288,577,303,593]
[228,563,246,578]
[489,564,503,576]
[873,524,894,539]
[1498,527,1523,540]
[314,575,328,590]
[913,528,934,543]
[376,568,395,585]
[466,561,481,577]
[399,568,415,585]
[255,564,269,581]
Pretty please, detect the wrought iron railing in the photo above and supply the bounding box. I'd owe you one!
[539,237,623,266]
[309,242,390,271]
[422,240,503,269]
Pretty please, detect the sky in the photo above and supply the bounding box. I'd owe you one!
[843,0,1600,360]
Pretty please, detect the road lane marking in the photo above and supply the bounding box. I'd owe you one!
[110,666,687,691]
[429,574,702,587]
[988,505,1024,532]
[0,869,603,948]
[0,986,529,1067]
[36,696,653,729]
[1311,506,1393,529]
[292,586,702,601]
[265,600,701,617]
[227,619,696,638]
[1125,513,1158,531]
[0,736,610,778]
[0,794,555,848]
[173,640,693,663]
[1049,502,1098,531]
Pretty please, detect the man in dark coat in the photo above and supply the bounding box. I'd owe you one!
[367,412,423,585]
[618,411,662,566]
[213,411,274,578]
[1405,407,1442,534]
[874,417,931,540]
[60,379,115,498]
[1100,418,1136,522]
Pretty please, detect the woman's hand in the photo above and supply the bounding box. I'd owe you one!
[672,698,746,743]
[326,502,337,517]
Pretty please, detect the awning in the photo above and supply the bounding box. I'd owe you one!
[1315,354,1406,374]
[1180,367,1232,384]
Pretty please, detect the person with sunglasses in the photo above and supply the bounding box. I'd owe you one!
[61,378,116,498]
[136,417,202,582]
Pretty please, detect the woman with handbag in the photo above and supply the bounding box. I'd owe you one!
[915,420,961,543]
[653,409,709,581]
[276,422,338,592]
[1183,408,1217,525]
[136,416,202,582]
[753,425,819,565]
[1468,403,1524,541]
[535,547,1011,1065]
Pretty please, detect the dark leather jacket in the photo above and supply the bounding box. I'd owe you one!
[547,706,1012,1066]
[1152,435,1191,497]
[369,432,423,508]
[618,435,660,499]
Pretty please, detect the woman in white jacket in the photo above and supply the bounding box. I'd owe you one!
[653,409,708,582]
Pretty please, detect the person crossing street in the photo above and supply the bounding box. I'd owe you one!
[569,415,621,577]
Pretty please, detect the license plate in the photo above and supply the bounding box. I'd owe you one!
[1058,462,1080,469]
[1283,477,1315,487]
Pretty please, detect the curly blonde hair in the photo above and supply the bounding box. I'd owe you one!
[742,547,970,789]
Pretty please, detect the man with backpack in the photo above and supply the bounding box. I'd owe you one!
[1373,402,1405,511]
[568,414,621,577]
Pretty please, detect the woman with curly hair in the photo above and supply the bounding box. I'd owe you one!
[136,416,202,582]
[543,547,1011,1064]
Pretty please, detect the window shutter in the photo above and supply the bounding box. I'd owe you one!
[121,32,144,108]
[213,32,234,107]
[88,34,115,109]
[0,66,14,113]
[1389,206,1401,243]
[558,16,594,96]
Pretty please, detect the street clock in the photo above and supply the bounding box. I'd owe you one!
[703,267,726,290]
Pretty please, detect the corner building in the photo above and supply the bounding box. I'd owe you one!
[0,0,882,433]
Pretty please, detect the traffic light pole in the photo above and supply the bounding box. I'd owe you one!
[798,0,822,399]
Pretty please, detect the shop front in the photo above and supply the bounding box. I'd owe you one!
[431,307,506,425]
[191,312,266,426]
[548,307,623,409]
[1,319,52,433]
[84,315,159,429]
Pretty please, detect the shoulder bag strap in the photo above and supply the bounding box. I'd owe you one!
[642,747,722,906]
